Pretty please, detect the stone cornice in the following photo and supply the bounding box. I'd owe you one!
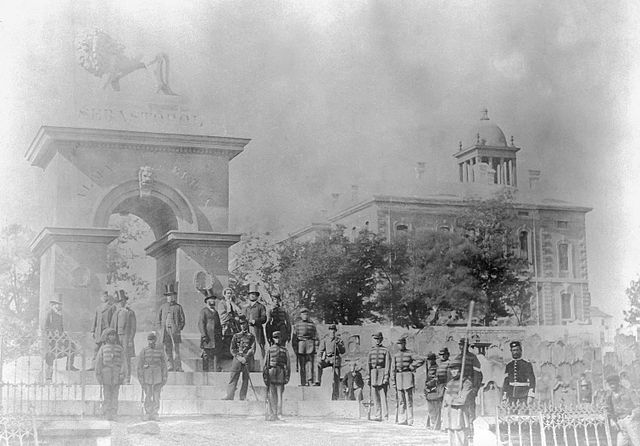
[145,230,241,258]
[30,227,120,258]
[454,144,521,159]
[26,126,251,169]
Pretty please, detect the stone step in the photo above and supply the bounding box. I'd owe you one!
[3,399,360,418]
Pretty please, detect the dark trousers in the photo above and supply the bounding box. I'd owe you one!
[297,354,315,385]
[226,360,250,400]
[316,360,341,400]
[396,388,414,424]
[102,384,120,419]
[164,341,182,371]
[201,349,219,372]
[142,384,162,417]
[426,398,442,429]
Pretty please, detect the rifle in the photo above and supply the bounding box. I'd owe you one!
[459,300,475,397]
[367,381,372,420]
[394,385,399,423]
[140,385,145,419]
[244,362,260,401]
[264,382,273,420]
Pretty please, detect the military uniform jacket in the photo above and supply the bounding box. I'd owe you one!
[111,306,137,357]
[441,377,473,431]
[436,359,450,385]
[198,306,223,351]
[368,345,391,387]
[96,343,127,385]
[263,344,290,385]
[266,306,291,341]
[230,331,256,371]
[425,362,444,400]
[244,302,267,345]
[453,351,483,390]
[391,349,423,390]
[92,303,115,343]
[502,358,536,400]
[137,346,167,385]
[292,320,318,355]
[157,302,185,344]
[319,337,346,367]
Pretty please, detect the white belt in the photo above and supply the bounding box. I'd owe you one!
[509,382,531,386]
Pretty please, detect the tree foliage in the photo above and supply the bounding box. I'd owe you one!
[624,276,640,325]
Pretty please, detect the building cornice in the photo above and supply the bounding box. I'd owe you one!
[26,126,251,169]
[145,230,241,258]
[30,227,120,258]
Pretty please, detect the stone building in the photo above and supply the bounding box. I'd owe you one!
[289,110,592,326]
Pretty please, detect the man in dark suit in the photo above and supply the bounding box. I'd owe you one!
[198,289,223,372]
[342,362,364,402]
[157,284,185,372]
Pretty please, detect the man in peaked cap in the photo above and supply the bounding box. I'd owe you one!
[243,284,267,359]
[95,327,127,420]
[291,307,319,386]
[502,340,536,406]
[90,291,116,370]
[366,331,391,421]
[424,352,444,430]
[111,290,136,384]
[43,293,78,380]
[137,332,167,421]
[198,289,223,372]
[266,294,291,347]
[222,315,255,400]
[391,337,423,425]
[263,330,290,421]
[441,358,474,446]
[156,284,185,372]
[316,324,346,399]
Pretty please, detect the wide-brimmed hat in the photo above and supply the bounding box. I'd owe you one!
[164,284,177,296]
[248,284,260,296]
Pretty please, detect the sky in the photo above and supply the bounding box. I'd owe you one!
[1,0,639,323]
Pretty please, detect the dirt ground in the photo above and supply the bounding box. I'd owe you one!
[111,415,450,446]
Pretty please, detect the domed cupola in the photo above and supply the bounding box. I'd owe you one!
[454,108,520,187]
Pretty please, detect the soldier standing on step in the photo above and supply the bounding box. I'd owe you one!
[266,294,291,346]
[424,352,444,430]
[366,332,391,422]
[263,331,290,421]
[95,327,127,421]
[198,289,223,372]
[391,337,423,426]
[291,308,318,386]
[111,290,136,384]
[90,291,116,370]
[316,324,345,400]
[137,332,167,421]
[43,294,78,380]
[157,284,185,372]
[243,284,267,358]
[502,340,535,406]
[222,316,256,401]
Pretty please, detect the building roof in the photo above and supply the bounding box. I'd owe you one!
[590,306,613,319]
[465,108,508,149]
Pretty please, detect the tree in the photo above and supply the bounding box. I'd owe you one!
[459,192,534,325]
[624,276,640,325]
[0,224,39,338]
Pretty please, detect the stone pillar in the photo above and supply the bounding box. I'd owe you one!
[31,227,120,333]
[146,231,240,331]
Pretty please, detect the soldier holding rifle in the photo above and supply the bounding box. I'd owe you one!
[222,316,256,400]
[366,331,391,422]
[391,336,423,426]
[137,332,167,421]
[316,324,346,400]
[263,331,290,421]
[292,308,318,386]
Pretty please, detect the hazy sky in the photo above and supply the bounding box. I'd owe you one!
[1,0,639,322]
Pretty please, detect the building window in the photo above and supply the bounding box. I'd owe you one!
[396,224,409,232]
[558,243,570,273]
[561,292,573,320]
[518,211,530,217]
[557,221,568,229]
[519,230,529,259]
[438,225,450,232]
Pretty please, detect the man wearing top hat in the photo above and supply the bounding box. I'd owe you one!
[366,331,391,421]
[90,291,116,369]
[391,337,424,425]
[316,324,346,400]
[198,289,223,372]
[263,330,291,421]
[292,307,318,386]
[43,293,78,380]
[502,340,536,406]
[111,290,136,384]
[157,284,185,372]
[243,284,267,358]
[222,315,256,400]
[137,331,167,421]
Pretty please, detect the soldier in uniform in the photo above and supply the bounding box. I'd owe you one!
[157,284,185,372]
[263,331,290,421]
[596,375,640,446]
[316,324,346,400]
[453,338,482,436]
[243,284,267,358]
[136,332,167,421]
[291,308,318,386]
[90,291,116,369]
[95,327,127,420]
[266,294,291,346]
[366,331,391,422]
[111,290,136,384]
[391,337,423,425]
[222,316,256,400]
[441,358,474,446]
[198,289,223,372]
[424,352,444,430]
[43,294,78,380]
[502,340,535,406]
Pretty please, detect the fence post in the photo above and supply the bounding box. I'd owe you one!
[539,412,546,446]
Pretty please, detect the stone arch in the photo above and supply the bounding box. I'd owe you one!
[92,180,198,238]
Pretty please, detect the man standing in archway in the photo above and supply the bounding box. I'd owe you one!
[90,291,116,370]
[157,284,185,372]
